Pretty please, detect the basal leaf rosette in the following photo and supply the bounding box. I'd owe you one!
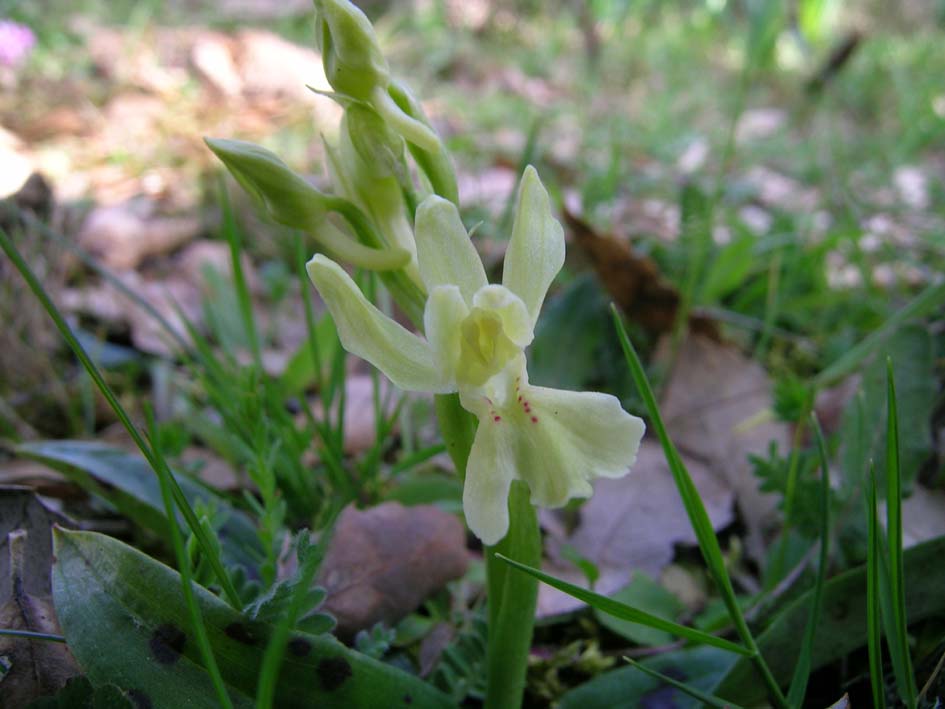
[307,166,645,545]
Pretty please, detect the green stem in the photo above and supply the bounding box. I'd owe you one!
[484,482,541,709]
[434,394,477,480]
[434,394,540,707]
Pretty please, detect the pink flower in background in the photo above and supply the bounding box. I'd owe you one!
[0,20,36,67]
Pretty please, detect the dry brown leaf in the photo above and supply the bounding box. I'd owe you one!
[177,447,242,491]
[880,486,945,548]
[308,375,400,455]
[0,461,71,498]
[0,488,79,704]
[317,502,469,640]
[658,334,787,559]
[456,166,517,215]
[564,209,717,336]
[539,441,733,616]
[77,198,204,270]
[0,126,34,197]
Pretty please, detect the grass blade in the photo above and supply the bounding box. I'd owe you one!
[867,461,887,709]
[496,554,751,657]
[145,409,234,709]
[610,304,787,707]
[623,657,745,709]
[786,413,831,706]
[218,175,262,369]
[0,226,242,609]
[884,359,917,706]
[813,281,945,388]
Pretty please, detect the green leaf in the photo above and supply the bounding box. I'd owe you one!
[594,572,685,647]
[558,646,738,709]
[866,463,887,709]
[52,528,453,709]
[883,360,918,707]
[497,554,750,656]
[529,275,625,392]
[610,306,785,705]
[16,440,262,572]
[785,414,831,706]
[839,324,934,492]
[814,281,945,389]
[712,535,945,705]
[623,657,744,709]
[27,676,135,709]
[700,230,756,304]
[280,314,339,396]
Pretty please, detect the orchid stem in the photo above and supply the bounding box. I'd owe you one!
[484,482,540,709]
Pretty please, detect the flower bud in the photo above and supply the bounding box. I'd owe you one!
[205,137,409,271]
[314,0,390,101]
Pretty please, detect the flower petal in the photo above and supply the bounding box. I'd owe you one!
[415,196,487,304]
[464,418,516,546]
[306,254,446,392]
[502,166,565,326]
[424,285,468,387]
[509,384,645,508]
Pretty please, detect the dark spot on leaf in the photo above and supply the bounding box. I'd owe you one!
[126,688,154,709]
[317,657,352,691]
[830,599,849,620]
[288,637,312,657]
[403,693,413,704]
[224,622,257,645]
[149,623,186,664]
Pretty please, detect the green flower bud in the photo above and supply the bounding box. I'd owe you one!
[344,103,407,182]
[314,0,389,101]
[205,137,409,271]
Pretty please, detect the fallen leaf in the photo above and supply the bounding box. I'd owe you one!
[0,126,35,198]
[0,488,79,705]
[539,441,733,616]
[658,334,788,559]
[191,34,243,98]
[676,137,709,174]
[308,375,399,455]
[317,502,469,640]
[77,198,204,270]
[175,239,260,294]
[893,165,929,210]
[0,461,70,497]
[564,209,717,336]
[216,0,312,20]
[418,622,456,677]
[456,166,518,215]
[880,485,945,548]
[734,108,785,144]
[177,447,242,491]
[60,270,202,357]
[236,29,332,102]
[742,166,819,213]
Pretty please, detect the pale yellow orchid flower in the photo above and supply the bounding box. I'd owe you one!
[307,167,644,545]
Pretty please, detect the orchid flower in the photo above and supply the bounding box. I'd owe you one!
[307,167,645,545]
